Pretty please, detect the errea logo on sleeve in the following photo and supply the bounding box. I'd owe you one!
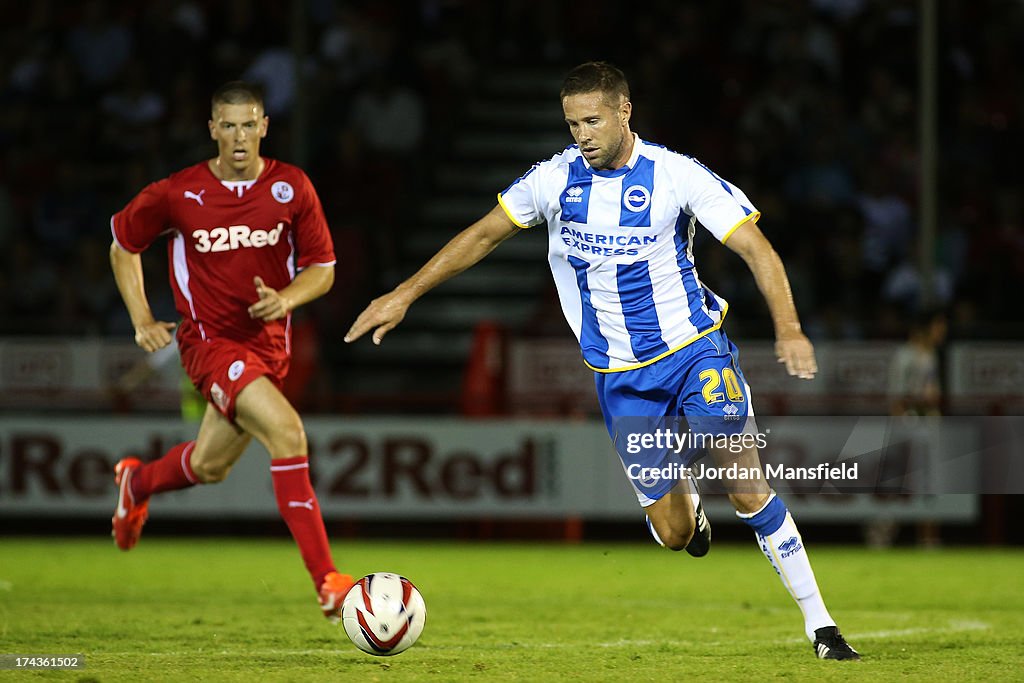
[192,223,285,252]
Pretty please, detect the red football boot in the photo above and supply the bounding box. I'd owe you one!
[318,571,355,623]
[112,457,149,551]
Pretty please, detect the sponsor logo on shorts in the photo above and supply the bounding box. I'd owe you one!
[636,470,660,488]
[272,181,294,203]
[211,382,228,411]
[228,360,245,381]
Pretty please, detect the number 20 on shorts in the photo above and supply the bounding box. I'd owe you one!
[699,368,745,405]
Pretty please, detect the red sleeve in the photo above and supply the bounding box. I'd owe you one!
[111,179,171,253]
[293,171,336,269]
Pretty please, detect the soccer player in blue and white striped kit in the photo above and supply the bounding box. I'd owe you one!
[346,62,859,660]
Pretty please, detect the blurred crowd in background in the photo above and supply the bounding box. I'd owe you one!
[0,0,1020,347]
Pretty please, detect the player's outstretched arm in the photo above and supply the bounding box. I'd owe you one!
[344,205,520,345]
[723,220,817,380]
[248,265,334,322]
[109,241,177,352]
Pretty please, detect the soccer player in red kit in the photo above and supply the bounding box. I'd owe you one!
[109,81,353,621]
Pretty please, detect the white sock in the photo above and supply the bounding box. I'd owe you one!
[738,494,836,641]
[684,473,701,513]
[645,515,665,547]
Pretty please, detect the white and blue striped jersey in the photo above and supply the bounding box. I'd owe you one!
[498,134,759,372]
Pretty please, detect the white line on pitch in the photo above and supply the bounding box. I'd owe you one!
[775,619,991,645]
[97,620,991,658]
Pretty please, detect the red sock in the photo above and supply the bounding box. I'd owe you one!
[271,456,337,588]
[131,441,200,500]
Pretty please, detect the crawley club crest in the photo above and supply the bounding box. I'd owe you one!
[271,181,294,203]
[228,360,245,381]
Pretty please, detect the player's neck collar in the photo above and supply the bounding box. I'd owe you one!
[582,133,641,178]
[209,156,267,182]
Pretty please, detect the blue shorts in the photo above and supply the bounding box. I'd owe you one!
[595,329,755,506]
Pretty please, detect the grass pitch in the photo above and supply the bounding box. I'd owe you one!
[1,537,1022,681]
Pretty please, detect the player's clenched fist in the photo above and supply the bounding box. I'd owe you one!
[133,320,177,353]
[344,291,412,346]
[248,276,291,321]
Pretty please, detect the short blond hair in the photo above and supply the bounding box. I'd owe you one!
[211,81,264,114]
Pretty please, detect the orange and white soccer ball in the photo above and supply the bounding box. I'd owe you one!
[341,573,426,656]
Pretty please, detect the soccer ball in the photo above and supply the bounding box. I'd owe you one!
[341,573,426,656]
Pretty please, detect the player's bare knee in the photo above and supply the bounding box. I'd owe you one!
[191,459,231,483]
[656,519,695,551]
[265,416,307,458]
[662,530,693,552]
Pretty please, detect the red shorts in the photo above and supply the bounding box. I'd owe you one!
[179,337,288,422]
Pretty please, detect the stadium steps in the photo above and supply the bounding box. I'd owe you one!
[477,68,564,96]
[430,262,548,294]
[344,67,564,406]
[465,100,564,128]
[453,133,569,163]
[405,219,548,261]
[433,163,526,194]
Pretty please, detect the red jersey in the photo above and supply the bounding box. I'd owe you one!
[111,158,335,362]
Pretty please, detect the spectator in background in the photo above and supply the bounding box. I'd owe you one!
[66,0,133,88]
[870,307,948,549]
[317,3,377,89]
[345,69,425,167]
[4,236,59,333]
[0,181,16,252]
[69,237,120,334]
[162,75,212,167]
[33,161,99,256]
[342,68,425,280]
[243,43,297,118]
[785,136,856,210]
[858,168,913,278]
[881,259,954,313]
[0,0,1020,350]
[889,309,947,418]
[100,61,166,127]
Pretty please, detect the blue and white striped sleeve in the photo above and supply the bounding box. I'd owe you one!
[497,162,548,229]
[674,155,760,243]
